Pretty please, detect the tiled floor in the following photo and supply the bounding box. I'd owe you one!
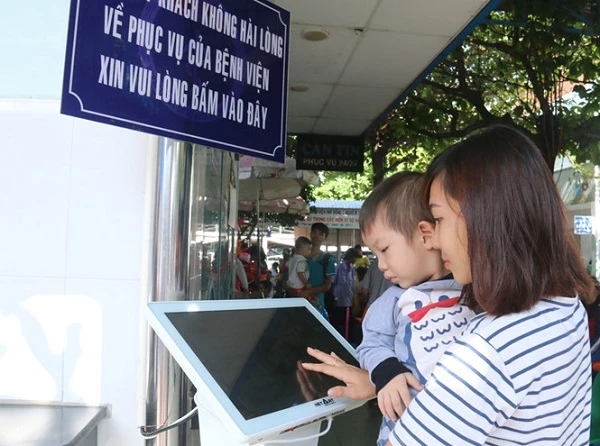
[319,401,381,446]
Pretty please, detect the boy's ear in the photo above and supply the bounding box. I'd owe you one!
[417,221,436,249]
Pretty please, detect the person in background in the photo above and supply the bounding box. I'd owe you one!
[353,266,369,317]
[361,258,394,308]
[354,244,371,270]
[331,247,361,341]
[269,261,279,295]
[276,250,291,297]
[305,223,336,319]
[248,244,269,283]
[259,279,273,298]
[286,237,313,298]
[234,253,249,297]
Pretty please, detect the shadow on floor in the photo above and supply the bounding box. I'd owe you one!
[318,401,381,446]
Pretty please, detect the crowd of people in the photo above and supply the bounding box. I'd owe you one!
[234,224,392,329]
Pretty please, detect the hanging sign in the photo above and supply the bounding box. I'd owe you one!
[298,209,360,230]
[61,0,289,162]
[296,135,364,172]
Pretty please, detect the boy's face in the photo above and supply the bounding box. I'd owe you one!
[362,217,431,288]
[298,244,312,257]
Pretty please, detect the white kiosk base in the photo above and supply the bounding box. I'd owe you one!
[197,401,321,446]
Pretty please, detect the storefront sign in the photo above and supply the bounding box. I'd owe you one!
[61,0,289,162]
[296,135,364,172]
[574,215,594,235]
[299,209,360,229]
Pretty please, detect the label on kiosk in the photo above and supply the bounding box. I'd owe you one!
[146,298,366,444]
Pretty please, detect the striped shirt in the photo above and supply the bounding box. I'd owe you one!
[389,296,592,446]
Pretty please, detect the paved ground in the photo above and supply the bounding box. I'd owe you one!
[319,401,381,446]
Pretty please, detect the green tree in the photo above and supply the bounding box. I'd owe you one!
[389,2,600,174]
[317,1,600,197]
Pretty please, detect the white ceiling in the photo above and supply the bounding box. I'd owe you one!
[270,0,496,137]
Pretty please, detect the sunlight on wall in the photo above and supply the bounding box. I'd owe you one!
[0,294,102,403]
[0,312,57,400]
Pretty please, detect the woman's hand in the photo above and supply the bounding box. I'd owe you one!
[301,347,376,400]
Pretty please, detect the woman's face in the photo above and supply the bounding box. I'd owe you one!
[428,177,472,285]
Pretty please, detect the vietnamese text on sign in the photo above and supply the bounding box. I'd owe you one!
[62,0,290,162]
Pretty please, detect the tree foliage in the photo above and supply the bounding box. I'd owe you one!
[317,0,600,198]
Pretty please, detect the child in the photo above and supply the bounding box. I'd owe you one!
[356,171,476,446]
[286,236,313,298]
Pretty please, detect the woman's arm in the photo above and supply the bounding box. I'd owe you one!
[302,347,376,400]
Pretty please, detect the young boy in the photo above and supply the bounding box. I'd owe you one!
[356,171,475,446]
[286,236,313,297]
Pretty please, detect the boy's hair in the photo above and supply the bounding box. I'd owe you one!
[294,236,312,251]
[423,125,595,315]
[359,171,433,240]
[311,222,329,238]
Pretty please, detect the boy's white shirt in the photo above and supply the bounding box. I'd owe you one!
[286,254,309,289]
[357,278,473,384]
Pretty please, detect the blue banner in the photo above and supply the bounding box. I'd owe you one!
[61,0,289,162]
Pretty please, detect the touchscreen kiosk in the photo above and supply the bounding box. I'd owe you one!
[146,298,366,446]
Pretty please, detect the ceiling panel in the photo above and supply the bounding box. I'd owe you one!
[313,117,373,135]
[286,117,317,134]
[341,31,448,88]
[269,0,497,136]
[287,84,334,116]
[323,85,402,120]
[372,0,488,36]
[288,25,360,85]
[273,0,379,27]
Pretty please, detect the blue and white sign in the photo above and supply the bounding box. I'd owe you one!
[61,0,289,162]
[574,215,594,235]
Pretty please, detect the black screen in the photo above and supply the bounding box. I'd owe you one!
[166,307,359,420]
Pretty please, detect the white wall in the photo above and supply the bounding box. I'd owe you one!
[0,99,155,445]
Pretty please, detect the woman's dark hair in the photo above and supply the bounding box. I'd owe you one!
[423,125,595,315]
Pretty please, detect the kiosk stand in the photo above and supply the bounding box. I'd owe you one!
[196,395,322,446]
[145,299,366,446]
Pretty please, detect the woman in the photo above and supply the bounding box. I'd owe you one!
[304,125,595,445]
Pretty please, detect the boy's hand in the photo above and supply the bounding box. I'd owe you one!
[377,372,422,421]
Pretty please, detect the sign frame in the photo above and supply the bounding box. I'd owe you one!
[61,0,290,162]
